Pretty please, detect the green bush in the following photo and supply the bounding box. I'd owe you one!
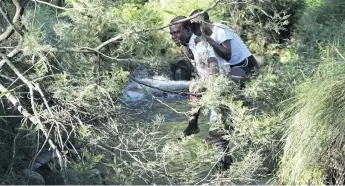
[297,0,345,47]
[217,0,304,55]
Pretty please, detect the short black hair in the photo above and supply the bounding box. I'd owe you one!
[170,16,191,29]
[190,9,210,21]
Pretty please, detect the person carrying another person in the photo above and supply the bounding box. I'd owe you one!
[169,15,219,135]
[170,15,233,170]
[169,10,260,169]
[188,9,259,79]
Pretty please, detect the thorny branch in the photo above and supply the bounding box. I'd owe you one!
[138,82,189,117]
[95,0,224,51]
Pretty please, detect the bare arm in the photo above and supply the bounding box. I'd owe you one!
[205,35,231,61]
[181,46,194,60]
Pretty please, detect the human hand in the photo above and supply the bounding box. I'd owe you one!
[203,26,213,36]
[194,36,202,44]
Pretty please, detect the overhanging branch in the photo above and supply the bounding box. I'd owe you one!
[0,51,67,171]
[95,0,224,51]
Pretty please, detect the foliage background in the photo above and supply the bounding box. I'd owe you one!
[1,0,345,185]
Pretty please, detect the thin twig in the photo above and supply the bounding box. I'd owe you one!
[0,43,22,69]
[137,82,188,117]
[194,144,230,185]
[333,46,345,61]
[34,83,64,150]
[0,47,15,50]
[4,133,19,176]
[95,0,224,51]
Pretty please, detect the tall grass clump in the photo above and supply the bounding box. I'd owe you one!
[279,60,345,184]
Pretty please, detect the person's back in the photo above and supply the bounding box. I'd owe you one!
[210,23,251,66]
[189,9,259,79]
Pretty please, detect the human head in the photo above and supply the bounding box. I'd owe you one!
[189,9,210,36]
[190,9,210,22]
[169,16,192,46]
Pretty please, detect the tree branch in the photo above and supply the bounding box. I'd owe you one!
[130,76,200,96]
[0,0,23,43]
[0,83,38,123]
[2,0,225,60]
[0,52,67,171]
[0,81,66,171]
[31,0,88,11]
[0,44,22,69]
[0,1,23,37]
[0,53,34,89]
[95,0,224,51]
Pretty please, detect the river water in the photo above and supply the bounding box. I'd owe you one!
[122,75,274,185]
[33,74,273,185]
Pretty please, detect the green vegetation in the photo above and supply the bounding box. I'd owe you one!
[1,0,345,185]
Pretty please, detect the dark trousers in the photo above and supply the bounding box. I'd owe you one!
[229,55,259,88]
[205,55,259,169]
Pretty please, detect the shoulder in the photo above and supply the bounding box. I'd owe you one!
[188,34,198,55]
[189,34,197,45]
[188,34,197,48]
[212,23,234,41]
[214,23,234,32]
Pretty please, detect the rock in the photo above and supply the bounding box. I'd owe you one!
[23,169,45,185]
[64,168,103,185]
[170,60,194,81]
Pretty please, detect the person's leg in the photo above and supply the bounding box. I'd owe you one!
[229,55,259,88]
[247,55,259,71]
[214,140,232,171]
[204,132,232,171]
[205,106,233,170]
[184,106,201,136]
[184,79,202,136]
